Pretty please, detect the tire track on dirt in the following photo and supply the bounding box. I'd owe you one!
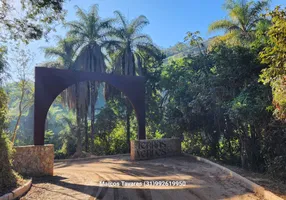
[108,165,153,200]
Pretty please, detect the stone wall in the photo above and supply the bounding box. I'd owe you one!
[13,144,54,176]
[130,138,181,161]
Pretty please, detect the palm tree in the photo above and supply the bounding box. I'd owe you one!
[209,0,269,43]
[105,11,160,150]
[44,36,79,68]
[43,36,80,109]
[43,36,90,153]
[66,4,113,153]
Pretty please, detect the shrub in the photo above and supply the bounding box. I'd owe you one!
[54,149,68,159]
[0,89,19,193]
[263,124,286,182]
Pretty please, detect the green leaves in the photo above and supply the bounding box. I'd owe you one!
[161,40,273,162]
[259,6,286,120]
[0,89,18,190]
[209,0,269,44]
[208,20,239,33]
[1,0,66,43]
[107,11,160,78]
[43,36,80,68]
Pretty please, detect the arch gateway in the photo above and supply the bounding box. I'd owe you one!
[12,67,180,176]
[33,67,146,145]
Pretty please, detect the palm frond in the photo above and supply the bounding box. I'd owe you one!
[220,0,269,35]
[132,34,153,44]
[232,2,249,27]
[89,4,99,17]
[247,1,269,28]
[223,0,237,10]
[66,21,88,37]
[248,1,269,20]
[44,47,65,59]
[208,19,240,33]
[107,28,126,40]
[130,15,149,34]
[43,36,79,68]
[114,10,128,28]
[101,39,123,50]
[74,5,89,22]
[97,18,116,38]
[136,44,161,60]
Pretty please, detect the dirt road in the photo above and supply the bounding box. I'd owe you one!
[21,155,264,200]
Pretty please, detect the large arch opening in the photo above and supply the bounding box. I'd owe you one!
[34,67,146,146]
[45,80,139,157]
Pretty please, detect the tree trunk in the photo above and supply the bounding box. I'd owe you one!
[90,81,98,153]
[126,109,131,152]
[250,125,260,171]
[240,135,247,169]
[126,99,132,152]
[84,110,88,152]
[75,83,82,154]
[11,84,25,144]
[11,111,22,144]
[90,85,95,153]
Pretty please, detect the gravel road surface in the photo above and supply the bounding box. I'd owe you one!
[21,155,264,200]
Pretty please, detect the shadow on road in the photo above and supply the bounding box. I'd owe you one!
[23,156,265,199]
[31,170,252,200]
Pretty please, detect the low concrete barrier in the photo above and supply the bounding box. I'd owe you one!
[0,179,32,200]
[130,138,181,161]
[13,144,54,176]
[183,154,283,200]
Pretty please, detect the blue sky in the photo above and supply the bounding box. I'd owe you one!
[21,0,286,66]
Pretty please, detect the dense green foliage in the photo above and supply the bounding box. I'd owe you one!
[209,0,270,45]
[0,1,67,192]
[156,2,285,181]
[161,43,272,168]
[0,83,18,192]
[259,6,286,121]
[0,0,66,42]
[0,44,19,193]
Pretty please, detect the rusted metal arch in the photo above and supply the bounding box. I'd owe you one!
[34,67,146,145]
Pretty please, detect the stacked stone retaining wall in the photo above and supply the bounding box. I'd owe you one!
[130,138,181,161]
[13,144,54,176]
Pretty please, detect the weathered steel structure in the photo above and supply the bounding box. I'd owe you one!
[34,67,146,145]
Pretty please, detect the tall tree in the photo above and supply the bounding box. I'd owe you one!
[66,4,112,153]
[44,36,79,69]
[106,11,160,150]
[0,0,67,191]
[209,0,269,44]
[43,36,91,152]
[10,49,34,144]
[0,44,18,193]
[43,36,80,110]
[259,6,286,121]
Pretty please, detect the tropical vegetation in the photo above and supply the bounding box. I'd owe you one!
[209,0,270,45]
[1,0,286,194]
